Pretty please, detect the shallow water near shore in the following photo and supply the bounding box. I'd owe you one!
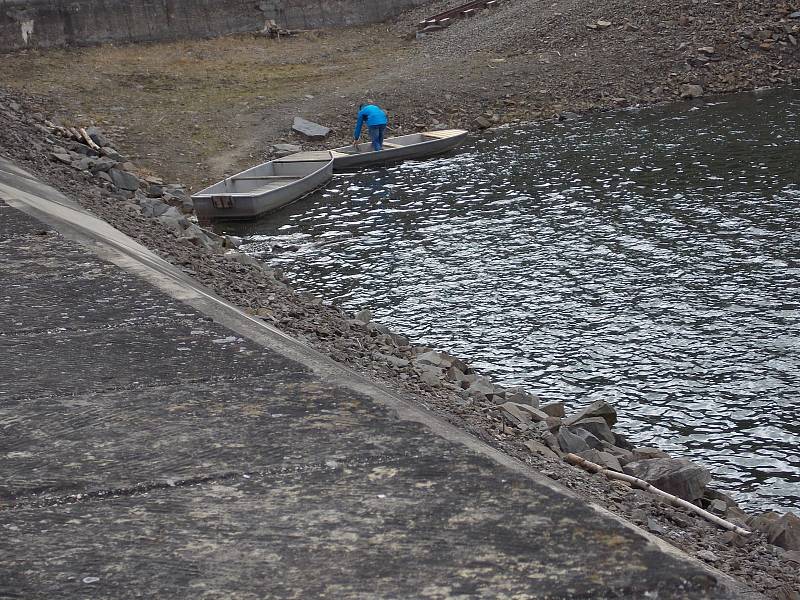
[226,87,800,513]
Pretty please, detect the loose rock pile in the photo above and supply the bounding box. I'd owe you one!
[1,87,799,598]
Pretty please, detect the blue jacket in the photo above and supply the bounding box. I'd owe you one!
[354,104,388,139]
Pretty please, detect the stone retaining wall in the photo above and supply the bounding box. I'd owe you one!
[0,0,430,52]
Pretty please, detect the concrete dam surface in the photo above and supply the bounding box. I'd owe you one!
[0,0,433,52]
[0,159,756,597]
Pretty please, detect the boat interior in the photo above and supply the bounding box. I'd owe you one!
[197,159,329,195]
[336,131,461,155]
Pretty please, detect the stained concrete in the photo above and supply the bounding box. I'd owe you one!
[0,0,434,52]
[0,159,760,598]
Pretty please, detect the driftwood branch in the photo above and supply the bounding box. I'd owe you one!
[79,127,100,150]
[565,453,751,536]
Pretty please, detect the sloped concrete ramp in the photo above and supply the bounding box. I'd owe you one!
[0,158,757,598]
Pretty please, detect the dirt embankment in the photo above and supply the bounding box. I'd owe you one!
[0,0,797,189]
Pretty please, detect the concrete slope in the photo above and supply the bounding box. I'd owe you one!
[0,157,759,598]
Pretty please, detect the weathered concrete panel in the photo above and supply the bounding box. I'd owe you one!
[0,0,433,52]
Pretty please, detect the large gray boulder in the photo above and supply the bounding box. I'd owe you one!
[564,399,617,427]
[557,426,590,454]
[292,117,330,141]
[571,416,615,444]
[623,458,712,502]
[576,449,623,472]
[109,168,139,191]
[749,512,800,551]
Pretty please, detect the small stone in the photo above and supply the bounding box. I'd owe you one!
[524,439,560,459]
[695,550,718,563]
[272,143,301,157]
[789,10,800,19]
[596,20,611,29]
[647,518,666,534]
[697,46,715,54]
[473,116,492,129]
[680,84,704,99]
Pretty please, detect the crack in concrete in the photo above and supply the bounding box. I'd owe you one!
[1,452,424,512]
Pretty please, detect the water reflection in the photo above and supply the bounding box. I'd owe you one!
[226,87,800,512]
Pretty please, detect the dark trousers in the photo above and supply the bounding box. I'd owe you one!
[368,125,386,151]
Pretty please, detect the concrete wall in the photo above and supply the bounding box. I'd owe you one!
[0,0,431,52]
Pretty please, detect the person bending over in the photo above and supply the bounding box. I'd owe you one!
[353,103,388,152]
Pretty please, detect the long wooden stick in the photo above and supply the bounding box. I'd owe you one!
[565,453,751,536]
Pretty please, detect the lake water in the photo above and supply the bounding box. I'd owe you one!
[224,87,800,513]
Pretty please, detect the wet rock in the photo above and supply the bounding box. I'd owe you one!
[272,143,301,157]
[292,117,330,141]
[680,84,704,99]
[473,116,491,129]
[789,10,800,19]
[576,448,622,472]
[623,458,712,502]
[564,399,617,427]
[109,168,140,191]
[541,401,565,417]
[570,416,615,444]
[749,512,800,551]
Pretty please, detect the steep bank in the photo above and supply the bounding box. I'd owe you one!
[0,0,796,188]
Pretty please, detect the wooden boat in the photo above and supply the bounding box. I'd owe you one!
[279,129,468,171]
[192,154,333,221]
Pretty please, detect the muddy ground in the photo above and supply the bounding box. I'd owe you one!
[0,0,797,189]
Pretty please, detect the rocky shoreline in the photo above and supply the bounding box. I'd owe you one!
[1,86,798,598]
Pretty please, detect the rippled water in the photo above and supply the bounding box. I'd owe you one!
[225,87,800,512]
